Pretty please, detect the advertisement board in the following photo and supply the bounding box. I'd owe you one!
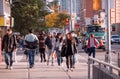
[0,17,4,26]
[0,16,11,26]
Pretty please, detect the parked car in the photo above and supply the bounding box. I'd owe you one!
[111,35,120,44]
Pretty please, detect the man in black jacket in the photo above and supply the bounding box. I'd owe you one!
[2,28,17,70]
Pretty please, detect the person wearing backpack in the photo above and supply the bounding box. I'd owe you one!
[24,28,39,68]
[2,28,17,70]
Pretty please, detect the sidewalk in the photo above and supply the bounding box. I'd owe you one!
[0,53,89,79]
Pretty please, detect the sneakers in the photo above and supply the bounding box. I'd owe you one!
[10,66,13,70]
[5,65,13,70]
[66,68,73,72]
[70,68,73,72]
[61,63,64,67]
[29,64,34,68]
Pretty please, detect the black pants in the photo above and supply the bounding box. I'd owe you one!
[39,48,46,62]
[88,47,96,58]
[66,55,73,69]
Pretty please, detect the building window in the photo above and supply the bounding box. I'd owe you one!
[112,25,116,31]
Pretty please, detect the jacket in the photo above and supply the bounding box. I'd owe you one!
[87,38,98,48]
[2,34,17,53]
[45,37,52,49]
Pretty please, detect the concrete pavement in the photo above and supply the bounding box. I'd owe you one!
[0,52,89,79]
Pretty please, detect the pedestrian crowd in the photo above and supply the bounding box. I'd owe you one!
[1,27,102,71]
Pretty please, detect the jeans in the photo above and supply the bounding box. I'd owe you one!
[56,50,63,66]
[27,49,35,67]
[4,52,13,66]
[88,47,96,58]
[46,48,53,65]
[72,54,76,66]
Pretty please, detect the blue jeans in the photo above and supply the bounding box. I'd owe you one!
[56,50,63,66]
[72,54,76,66]
[27,49,35,67]
[88,47,96,58]
[4,52,13,66]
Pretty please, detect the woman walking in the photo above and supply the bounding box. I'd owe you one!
[65,33,77,71]
[55,33,63,66]
[38,30,46,62]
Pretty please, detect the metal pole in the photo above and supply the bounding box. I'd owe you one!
[105,0,111,63]
[118,52,120,76]
[70,0,72,31]
[88,59,91,79]
[44,0,47,27]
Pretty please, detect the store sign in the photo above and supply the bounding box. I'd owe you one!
[0,16,11,27]
[0,17,4,26]
[5,16,10,26]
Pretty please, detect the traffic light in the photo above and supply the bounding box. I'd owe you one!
[65,18,69,25]
[93,0,101,10]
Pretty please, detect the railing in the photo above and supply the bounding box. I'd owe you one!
[88,57,120,79]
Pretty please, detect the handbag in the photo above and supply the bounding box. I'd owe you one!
[53,51,57,59]
[61,45,66,57]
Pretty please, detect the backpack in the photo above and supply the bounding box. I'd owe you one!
[25,40,38,49]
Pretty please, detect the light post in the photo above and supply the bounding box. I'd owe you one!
[105,0,111,63]
[70,0,72,31]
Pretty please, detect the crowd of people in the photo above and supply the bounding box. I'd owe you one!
[1,28,79,72]
[1,27,102,71]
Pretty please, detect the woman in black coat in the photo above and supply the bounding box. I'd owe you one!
[65,33,76,71]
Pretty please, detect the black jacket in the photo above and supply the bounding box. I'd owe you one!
[45,37,52,49]
[2,34,17,53]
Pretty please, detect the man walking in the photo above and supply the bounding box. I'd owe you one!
[87,34,99,58]
[45,33,53,66]
[24,28,39,68]
[2,28,17,69]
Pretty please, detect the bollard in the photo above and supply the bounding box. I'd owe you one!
[105,52,110,63]
[118,53,120,76]
[88,58,91,79]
